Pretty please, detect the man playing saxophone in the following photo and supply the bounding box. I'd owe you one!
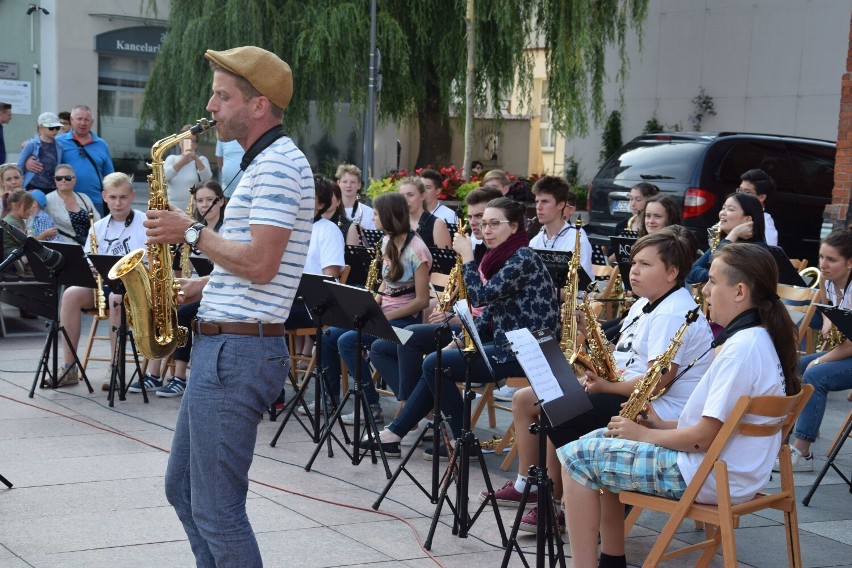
[143,46,314,567]
[55,173,147,389]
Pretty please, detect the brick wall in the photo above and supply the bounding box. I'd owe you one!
[828,11,852,227]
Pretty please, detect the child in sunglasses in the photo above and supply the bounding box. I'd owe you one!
[17,112,64,193]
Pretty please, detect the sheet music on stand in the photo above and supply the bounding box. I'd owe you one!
[452,299,495,381]
[815,303,852,338]
[504,328,592,430]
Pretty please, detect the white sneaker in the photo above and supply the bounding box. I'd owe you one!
[296,402,316,416]
[493,385,519,402]
[773,445,813,472]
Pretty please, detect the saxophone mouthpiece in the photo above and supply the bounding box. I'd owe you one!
[190,118,218,135]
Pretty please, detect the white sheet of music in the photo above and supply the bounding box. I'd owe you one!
[505,328,563,403]
[453,300,486,353]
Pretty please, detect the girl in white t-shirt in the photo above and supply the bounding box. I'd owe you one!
[558,243,801,568]
[786,227,852,471]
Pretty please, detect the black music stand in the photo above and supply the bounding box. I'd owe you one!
[28,242,96,396]
[424,303,507,550]
[304,282,405,479]
[270,274,351,454]
[343,245,377,287]
[803,304,852,505]
[531,248,592,291]
[89,254,144,406]
[501,328,592,568]
[373,319,457,510]
[428,247,457,275]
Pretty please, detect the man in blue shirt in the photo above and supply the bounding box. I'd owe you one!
[54,105,114,213]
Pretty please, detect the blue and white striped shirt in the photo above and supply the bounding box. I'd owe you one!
[198,136,314,323]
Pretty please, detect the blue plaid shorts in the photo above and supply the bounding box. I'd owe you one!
[556,428,687,498]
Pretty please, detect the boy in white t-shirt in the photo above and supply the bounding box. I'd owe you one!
[528,175,593,282]
[56,172,148,388]
[420,168,457,225]
[335,163,376,230]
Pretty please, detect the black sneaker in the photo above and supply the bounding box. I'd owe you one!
[127,373,162,393]
[423,443,448,462]
[367,439,401,458]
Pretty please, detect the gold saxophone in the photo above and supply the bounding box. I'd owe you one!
[179,192,195,277]
[579,289,621,382]
[88,211,107,320]
[108,118,216,360]
[364,245,382,293]
[620,307,700,421]
[560,218,595,371]
[707,222,721,252]
[818,325,846,351]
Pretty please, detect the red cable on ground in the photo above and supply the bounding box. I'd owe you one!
[0,392,447,567]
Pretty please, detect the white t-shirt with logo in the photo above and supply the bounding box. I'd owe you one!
[85,209,148,257]
[676,326,786,504]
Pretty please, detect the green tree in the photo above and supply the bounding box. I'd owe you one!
[143,0,649,169]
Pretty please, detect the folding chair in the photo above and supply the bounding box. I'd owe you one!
[620,384,813,568]
[777,284,818,355]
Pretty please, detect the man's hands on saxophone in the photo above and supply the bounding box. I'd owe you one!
[144,204,193,244]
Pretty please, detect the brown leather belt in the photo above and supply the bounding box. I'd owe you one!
[192,320,287,337]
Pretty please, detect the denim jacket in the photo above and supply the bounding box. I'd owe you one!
[463,246,560,363]
[17,136,64,188]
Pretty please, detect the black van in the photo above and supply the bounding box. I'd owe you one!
[586,132,836,264]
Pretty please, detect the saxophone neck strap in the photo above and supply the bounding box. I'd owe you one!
[239,125,286,171]
[662,308,762,399]
[710,308,761,348]
[643,285,680,314]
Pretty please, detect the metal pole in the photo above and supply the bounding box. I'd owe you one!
[362,0,378,189]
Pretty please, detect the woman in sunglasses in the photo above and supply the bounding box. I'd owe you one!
[44,163,100,245]
[17,112,65,193]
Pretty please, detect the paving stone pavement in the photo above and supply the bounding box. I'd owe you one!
[0,307,850,567]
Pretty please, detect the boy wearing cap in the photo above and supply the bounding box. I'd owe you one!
[145,45,314,567]
[17,112,64,193]
[26,189,59,241]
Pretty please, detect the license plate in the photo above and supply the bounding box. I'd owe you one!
[610,200,631,214]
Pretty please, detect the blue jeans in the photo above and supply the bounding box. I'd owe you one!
[387,342,523,438]
[794,351,852,443]
[324,314,420,407]
[370,323,457,401]
[164,333,287,567]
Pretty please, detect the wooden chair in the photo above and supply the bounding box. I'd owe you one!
[620,384,813,568]
[776,284,818,355]
[789,258,808,271]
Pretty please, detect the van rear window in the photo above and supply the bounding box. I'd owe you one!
[598,140,706,183]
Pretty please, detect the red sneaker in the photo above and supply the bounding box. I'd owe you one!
[480,480,536,508]
[518,506,565,533]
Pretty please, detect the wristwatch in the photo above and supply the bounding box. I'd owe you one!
[184,223,205,247]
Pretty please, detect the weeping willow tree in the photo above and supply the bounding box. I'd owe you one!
[142,0,648,169]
